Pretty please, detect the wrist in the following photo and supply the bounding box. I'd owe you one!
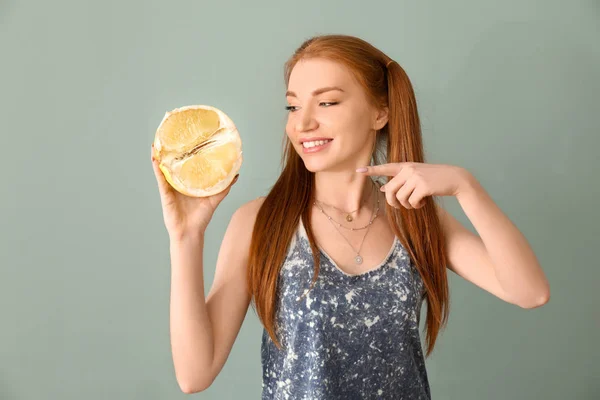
[456,168,481,200]
[169,230,205,245]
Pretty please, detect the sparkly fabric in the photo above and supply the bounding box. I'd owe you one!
[261,219,430,399]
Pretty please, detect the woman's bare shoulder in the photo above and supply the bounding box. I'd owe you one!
[235,196,266,219]
[227,197,267,237]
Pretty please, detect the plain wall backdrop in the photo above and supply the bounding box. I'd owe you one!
[1,0,598,399]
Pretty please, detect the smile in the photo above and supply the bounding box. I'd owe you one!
[302,139,333,153]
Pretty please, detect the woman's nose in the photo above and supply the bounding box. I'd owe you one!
[295,109,318,132]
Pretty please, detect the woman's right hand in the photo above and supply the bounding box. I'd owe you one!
[151,144,239,239]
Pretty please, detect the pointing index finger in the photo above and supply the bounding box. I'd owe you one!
[356,163,403,177]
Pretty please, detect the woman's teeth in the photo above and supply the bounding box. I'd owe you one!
[302,139,332,148]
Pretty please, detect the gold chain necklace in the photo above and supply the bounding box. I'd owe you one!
[315,180,378,224]
[313,183,380,264]
[314,192,380,230]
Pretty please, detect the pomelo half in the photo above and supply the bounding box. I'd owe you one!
[152,105,243,197]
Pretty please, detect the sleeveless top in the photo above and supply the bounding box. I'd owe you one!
[260,218,430,400]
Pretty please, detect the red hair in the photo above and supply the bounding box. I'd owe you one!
[247,34,450,357]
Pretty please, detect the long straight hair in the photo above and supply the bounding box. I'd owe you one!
[247,34,450,357]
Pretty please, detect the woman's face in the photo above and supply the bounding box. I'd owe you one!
[285,58,388,173]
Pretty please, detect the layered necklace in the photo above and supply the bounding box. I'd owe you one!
[313,181,380,264]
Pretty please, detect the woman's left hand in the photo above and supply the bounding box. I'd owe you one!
[357,163,474,209]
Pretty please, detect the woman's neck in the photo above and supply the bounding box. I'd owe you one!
[313,172,379,218]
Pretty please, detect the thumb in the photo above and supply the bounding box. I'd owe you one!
[214,174,239,200]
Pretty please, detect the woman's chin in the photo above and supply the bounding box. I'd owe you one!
[303,158,349,174]
[302,159,331,173]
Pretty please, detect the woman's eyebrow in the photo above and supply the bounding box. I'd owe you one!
[285,86,345,98]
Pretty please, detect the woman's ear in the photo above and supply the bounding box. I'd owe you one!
[373,106,389,131]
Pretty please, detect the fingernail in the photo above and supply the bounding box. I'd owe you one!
[380,185,385,191]
[356,167,368,173]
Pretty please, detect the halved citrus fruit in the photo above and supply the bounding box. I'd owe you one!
[152,105,242,197]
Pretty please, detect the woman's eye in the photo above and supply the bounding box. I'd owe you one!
[285,102,338,112]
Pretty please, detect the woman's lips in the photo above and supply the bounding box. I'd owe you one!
[302,139,333,154]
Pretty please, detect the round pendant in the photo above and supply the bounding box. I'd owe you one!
[355,255,363,264]
[346,215,353,222]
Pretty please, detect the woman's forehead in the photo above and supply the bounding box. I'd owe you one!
[287,59,356,94]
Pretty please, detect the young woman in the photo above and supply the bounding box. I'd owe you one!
[151,34,550,399]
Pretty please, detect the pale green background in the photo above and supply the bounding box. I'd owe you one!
[1,0,598,399]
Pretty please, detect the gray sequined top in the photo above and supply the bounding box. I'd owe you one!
[261,219,430,400]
